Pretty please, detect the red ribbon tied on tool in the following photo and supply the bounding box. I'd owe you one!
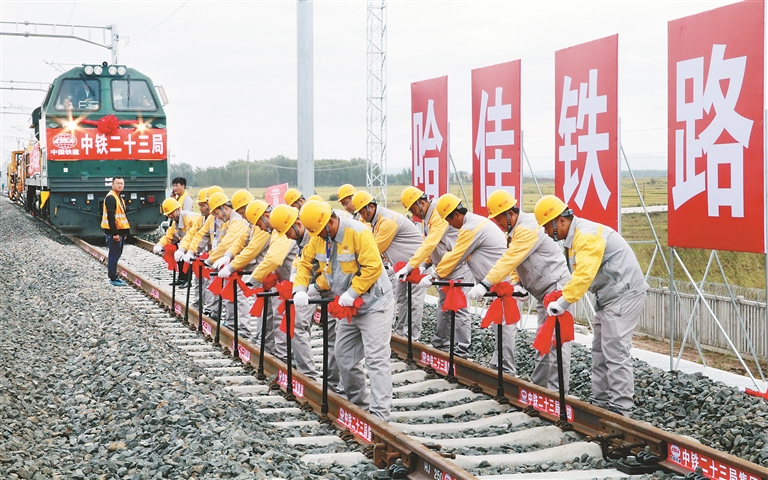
[532,290,575,355]
[441,280,467,313]
[276,280,296,338]
[262,272,280,291]
[192,253,211,280]
[207,275,224,296]
[480,282,521,329]
[247,272,280,317]
[392,262,428,284]
[162,244,178,272]
[745,389,768,401]
[328,296,365,323]
[220,273,256,302]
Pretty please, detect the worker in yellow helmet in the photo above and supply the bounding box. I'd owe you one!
[284,188,306,210]
[421,193,514,375]
[534,195,648,416]
[398,186,474,357]
[352,190,427,341]
[153,197,204,289]
[292,200,394,421]
[337,184,358,216]
[184,186,224,317]
[468,190,573,393]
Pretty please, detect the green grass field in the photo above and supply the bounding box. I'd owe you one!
[184,177,767,289]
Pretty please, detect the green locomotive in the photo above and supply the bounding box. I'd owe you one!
[26,62,168,237]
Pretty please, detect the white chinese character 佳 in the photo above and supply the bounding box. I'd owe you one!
[558,70,611,209]
[475,87,515,206]
[95,134,108,155]
[412,100,443,199]
[152,134,164,155]
[673,44,753,217]
[81,134,94,155]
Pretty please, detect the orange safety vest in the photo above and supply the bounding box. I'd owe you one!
[101,190,130,230]
[176,191,191,210]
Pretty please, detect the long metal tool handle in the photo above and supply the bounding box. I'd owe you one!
[554,317,571,429]
[258,296,270,379]
[447,310,457,383]
[407,281,413,361]
[184,268,192,324]
[232,280,240,362]
[321,302,329,415]
[214,295,222,346]
[197,263,204,331]
[285,300,294,400]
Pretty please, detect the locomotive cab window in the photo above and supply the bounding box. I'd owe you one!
[55,79,100,111]
[112,80,157,111]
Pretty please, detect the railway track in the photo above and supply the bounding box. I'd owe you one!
[65,233,768,480]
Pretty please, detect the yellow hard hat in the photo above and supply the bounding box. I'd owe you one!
[161,197,180,216]
[207,192,229,212]
[400,186,425,210]
[299,200,332,236]
[486,190,517,218]
[196,188,209,203]
[435,193,462,219]
[534,195,568,226]
[284,188,303,206]
[270,204,299,235]
[351,191,374,213]
[337,184,356,201]
[307,194,324,203]
[231,189,255,211]
[206,185,223,202]
[245,200,270,225]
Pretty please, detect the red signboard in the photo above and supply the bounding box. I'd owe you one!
[472,60,522,216]
[264,183,289,207]
[667,443,760,480]
[555,35,619,230]
[27,143,41,176]
[668,1,765,253]
[411,76,449,201]
[46,128,167,160]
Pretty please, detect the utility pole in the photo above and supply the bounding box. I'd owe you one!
[366,0,387,204]
[297,1,314,196]
[0,22,119,64]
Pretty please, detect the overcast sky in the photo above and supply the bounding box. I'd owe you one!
[1,0,741,177]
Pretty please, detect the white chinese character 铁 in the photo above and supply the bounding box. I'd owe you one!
[558,70,611,210]
[673,44,753,217]
[475,86,516,206]
[95,134,108,155]
[413,100,443,200]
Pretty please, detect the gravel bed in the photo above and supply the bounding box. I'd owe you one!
[420,303,768,467]
[0,201,376,479]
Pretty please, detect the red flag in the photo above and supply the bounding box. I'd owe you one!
[163,244,178,271]
[392,261,428,284]
[441,280,467,313]
[220,275,239,302]
[745,389,768,401]
[532,290,575,354]
[480,282,520,328]
[250,288,266,317]
[276,280,296,338]
[207,276,224,296]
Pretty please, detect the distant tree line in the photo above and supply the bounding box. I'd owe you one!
[170,156,475,188]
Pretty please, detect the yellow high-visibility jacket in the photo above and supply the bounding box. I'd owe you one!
[208,211,248,263]
[483,211,571,299]
[158,210,203,250]
[406,199,458,269]
[435,212,506,283]
[229,224,271,273]
[562,216,648,310]
[294,216,391,315]
[369,206,422,266]
[248,231,298,283]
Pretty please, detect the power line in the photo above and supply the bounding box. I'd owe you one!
[121,1,189,54]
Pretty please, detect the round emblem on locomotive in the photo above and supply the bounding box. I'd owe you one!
[52,132,78,149]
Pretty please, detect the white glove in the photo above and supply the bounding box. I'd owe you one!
[546,297,569,316]
[395,265,413,282]
[218,264,234,279]
[293,291,310,306]
[467,283,488,301]
[212,256,230,270]
[418,275,433,288]
[307,284,321,299]
[174,248,185,262]
[338,291,355,307]
[513,284,530,303]
[183,251,195,263]
[153,244,163,255]
[242,274,252,284]
[289,272,296,282]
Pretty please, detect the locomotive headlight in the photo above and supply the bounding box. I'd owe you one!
[108,66,118,75]
[84,66,94,75]
[117,66,126,76]
[94,65,103,75]
[136,122,149,133]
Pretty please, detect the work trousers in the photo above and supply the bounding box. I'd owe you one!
[224,287,253,339]
[105,234,124,281]
[388,269,427,341]
[591,291,646,416]
[335,297,395,422]
[290,301,319,378]
[192,275,216,314]
[489,322,518,376]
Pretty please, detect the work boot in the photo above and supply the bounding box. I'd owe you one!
[178,281,190,289]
